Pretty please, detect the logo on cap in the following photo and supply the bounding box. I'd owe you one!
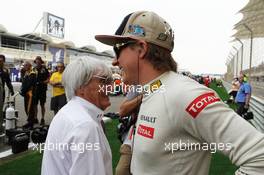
[128,25,145,37]
[157,25,173,41]
[157,33,168,41]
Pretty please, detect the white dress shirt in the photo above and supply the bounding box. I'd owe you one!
[41,96,112,175]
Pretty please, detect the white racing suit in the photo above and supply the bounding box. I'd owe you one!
[131,71,264,175]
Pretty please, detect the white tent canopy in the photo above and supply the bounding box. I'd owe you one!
[235,11,264,27]
[239,0,264,13]
[233,0,264,38]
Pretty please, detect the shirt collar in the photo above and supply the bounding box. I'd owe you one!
[72,96,104,123]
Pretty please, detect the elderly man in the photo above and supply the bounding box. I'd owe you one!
[41,57,113,175]
[95,11,264,175]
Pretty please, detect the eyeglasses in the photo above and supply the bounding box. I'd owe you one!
[93,75,113,85]
[113,40,137,59]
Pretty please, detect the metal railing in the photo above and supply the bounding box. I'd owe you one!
[222,81,264,133]
[249,96,264,132]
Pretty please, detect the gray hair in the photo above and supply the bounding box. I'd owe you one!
[62,56,112,100]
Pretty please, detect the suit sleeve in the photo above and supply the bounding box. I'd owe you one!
[182,90,264,175]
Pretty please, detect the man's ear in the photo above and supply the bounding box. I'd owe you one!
[137,40,148,59]
[75,86,85,96]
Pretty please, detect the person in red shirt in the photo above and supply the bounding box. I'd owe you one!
[203,76,210,87]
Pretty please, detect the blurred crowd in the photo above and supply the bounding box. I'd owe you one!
[0,54,67,130]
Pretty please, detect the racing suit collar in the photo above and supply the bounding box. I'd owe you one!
[142,71,169,97]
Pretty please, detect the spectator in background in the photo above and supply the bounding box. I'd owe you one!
[203,75,210,87]
[235,74,252,116]
[33,56,49,125]
[20,63,26,82]
[0,54,14,101]
[20,61,36,129]
[0,78,3,133]
[49,61,67,115]
[228,77,240,101]
[198,76,204,84]
[113,72,122,95]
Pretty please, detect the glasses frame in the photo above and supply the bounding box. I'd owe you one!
[113,40,137,59]
[93,75,113,85]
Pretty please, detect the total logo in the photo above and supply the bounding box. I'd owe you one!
[186,92,220,118]
[137,124,155,139]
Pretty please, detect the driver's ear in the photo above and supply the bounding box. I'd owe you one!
[137,40,148,59]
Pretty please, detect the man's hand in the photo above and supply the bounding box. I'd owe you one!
[119,94,143,118]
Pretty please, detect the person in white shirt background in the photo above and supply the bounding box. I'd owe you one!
[41,57,113,175]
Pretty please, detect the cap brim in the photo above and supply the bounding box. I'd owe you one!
[95,35,136,46]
